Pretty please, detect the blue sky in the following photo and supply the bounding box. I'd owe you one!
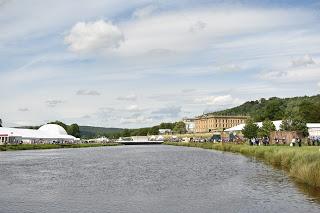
[1,0,320,127]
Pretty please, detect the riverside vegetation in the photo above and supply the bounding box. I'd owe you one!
[165,142,320,189]
[0,143,120,151]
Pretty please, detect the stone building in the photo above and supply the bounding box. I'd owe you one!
[182,118,196,133]
[194,115,249,133]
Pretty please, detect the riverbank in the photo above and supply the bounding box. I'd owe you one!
[164,142,320,189]
[0,143,120,151]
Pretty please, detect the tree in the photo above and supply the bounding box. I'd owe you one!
[148,126,159,135]
[173,121,186,134]
[242,119,259,139]
[280,117,309,137]
[258,119,276,137]
[67,124,80,138]
[159,122,174,129]
[122,129,131,137]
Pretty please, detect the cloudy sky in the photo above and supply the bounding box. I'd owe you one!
[1,0,320,127]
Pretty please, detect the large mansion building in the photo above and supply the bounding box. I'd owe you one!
[194,115,249,133]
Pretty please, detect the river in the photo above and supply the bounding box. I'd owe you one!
[0,145,319,213]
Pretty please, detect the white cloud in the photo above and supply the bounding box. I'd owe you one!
[151,106,181,118]
[260,56,320,82]
[132,5,157,19]
[261,65,320,82]
[46,100,64,108]
[195,95,242,106]
[117,8,316,57]
[76,89,100,96]
[65,20,124,54]
[117,94,137,101]
[120,115,152,124]
[18,108,29,112]
[126,105,141,112]
[189,20,206,33]
[291,54,315,67]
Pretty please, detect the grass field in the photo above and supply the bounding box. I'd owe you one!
[165,142,320,189]
[0,143,120,151]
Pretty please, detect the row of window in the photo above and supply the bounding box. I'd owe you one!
[200,119,245,124]
[1,137,8,143]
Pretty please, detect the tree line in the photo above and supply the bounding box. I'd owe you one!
[102,121,186,139]
[209,95,320,123]
[242,117,309,139]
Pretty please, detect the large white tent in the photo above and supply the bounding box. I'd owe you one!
[225,121,320,137]
[0,124,79,145]
[225,120,283,132]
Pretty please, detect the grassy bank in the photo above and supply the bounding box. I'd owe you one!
[0,143,120,151]
[164,142,320,189]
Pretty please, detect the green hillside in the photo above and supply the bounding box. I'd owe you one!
[79,126,124,138]
[208,94,320,122]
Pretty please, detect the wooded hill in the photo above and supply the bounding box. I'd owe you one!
[79,126,123,138]
[207,94,320,123]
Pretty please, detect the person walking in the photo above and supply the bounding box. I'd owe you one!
[297,137,302,147]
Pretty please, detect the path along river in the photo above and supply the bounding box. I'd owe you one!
[0,145,319,213]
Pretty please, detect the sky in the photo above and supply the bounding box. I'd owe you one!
[1,0,320,128]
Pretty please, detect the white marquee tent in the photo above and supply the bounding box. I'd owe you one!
[0,124,79,145]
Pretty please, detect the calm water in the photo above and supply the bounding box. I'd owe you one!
[0,145,319,213]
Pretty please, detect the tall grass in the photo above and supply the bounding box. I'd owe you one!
[0,143,120,151]
[165,142,320,189]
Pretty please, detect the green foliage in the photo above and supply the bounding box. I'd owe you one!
[208,95,320,122]
[67,124,80,138]
[280,118,309,137]
[159,122,175,129]
[79,126,123,138]
[173,121,186,134]
[258,119,276,137]
[242,118,259,139]
[48,121,81,138]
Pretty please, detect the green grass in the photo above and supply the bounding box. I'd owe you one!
[164,142,320,189]
[0,143,120,151]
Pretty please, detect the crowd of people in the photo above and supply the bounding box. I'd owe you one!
[249,136,270,146]
[307,136,320,146]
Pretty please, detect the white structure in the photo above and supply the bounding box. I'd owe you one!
[224,120,283,132]
[225,121,320,137]
[88,136,109,143]
[307,123,320,137]
[183,118,196,133]
[0,124,79,145]
[159,129,173,135]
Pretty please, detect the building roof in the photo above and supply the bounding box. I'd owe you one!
[307,123,320,128]
[225,121,320,132]
[196,115,249,119]
[0,124,76,140]
[39,124,68,135]
[225,120,283,132]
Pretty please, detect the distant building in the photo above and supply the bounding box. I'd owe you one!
[307,123,320,137]
[159,129,173,135]
[0,124,79,145]
[226,121,320,138]
[182,118,196,133]
[224,120,282,132]
[194,115,249,133]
